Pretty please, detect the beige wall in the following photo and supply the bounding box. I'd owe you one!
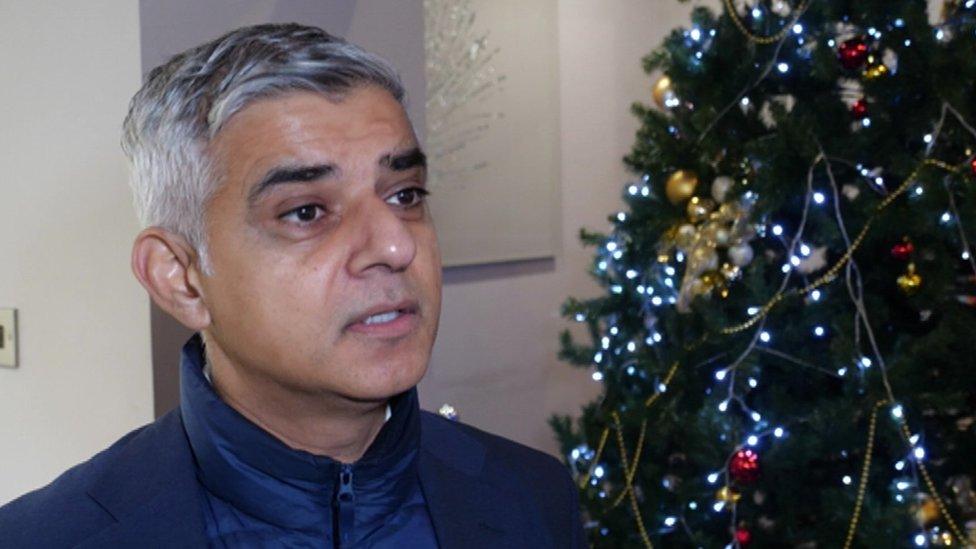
[419,0,715,456]
[0,1,149,503]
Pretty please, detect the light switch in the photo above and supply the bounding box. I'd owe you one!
[0,308,17,369]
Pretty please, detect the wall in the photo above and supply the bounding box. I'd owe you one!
[0,1,149,503]
[419,0,717,456]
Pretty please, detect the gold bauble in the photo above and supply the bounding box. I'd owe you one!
[914,495,941,527]
[665,170,699,205]
[717,202,741,222]
[897,262,923,294]
[652,75,674,109]
[674,223,698,249]
[721,262,741,281]
[716,486,742,503]
[687,196,717,223]
[692,246,719,270]
[864,63,889,79]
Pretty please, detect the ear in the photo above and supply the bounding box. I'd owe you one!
[131,227,211,331]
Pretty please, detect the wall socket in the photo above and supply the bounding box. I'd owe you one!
[0,308,17,369]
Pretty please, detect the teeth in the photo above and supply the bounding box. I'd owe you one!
[363,310,401,325]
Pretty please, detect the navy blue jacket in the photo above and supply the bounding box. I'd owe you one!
[0,339,585,548]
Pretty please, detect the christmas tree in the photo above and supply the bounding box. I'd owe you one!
[552,0,976,546]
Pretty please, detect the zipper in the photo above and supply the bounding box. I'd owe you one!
[333,463,355,548]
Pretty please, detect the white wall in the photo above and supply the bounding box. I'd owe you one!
[0,1,150,503]
[419,0,714,457]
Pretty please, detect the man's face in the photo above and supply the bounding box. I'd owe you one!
[199,86,441,403]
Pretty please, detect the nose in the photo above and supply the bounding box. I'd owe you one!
[346,192,417,275]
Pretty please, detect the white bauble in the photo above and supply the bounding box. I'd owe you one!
[728,243,755,267]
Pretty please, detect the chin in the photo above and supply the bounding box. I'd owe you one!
[330,360,428,403]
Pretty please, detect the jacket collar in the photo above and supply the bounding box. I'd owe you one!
[178,333,423,533]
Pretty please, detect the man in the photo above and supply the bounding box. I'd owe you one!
[0,23,584,548]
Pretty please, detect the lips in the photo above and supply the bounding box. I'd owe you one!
[346,299,420,328]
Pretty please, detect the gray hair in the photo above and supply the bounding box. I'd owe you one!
[121,23,406,274]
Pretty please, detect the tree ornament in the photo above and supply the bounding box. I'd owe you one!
[850,99,868,119]
[652,75,675,109]
[891,238,915,261]
[969,157,976,176]
[837,37,869,70]
[665,170,699,204]
[735,526,753,545]
[914,494,941,527]
[729,448,761,484]
[898,263,923,294]
[728,243,755,266]
[687,196,716,223]
[711,175,735,203]
[674,223,698,248]
[863,62,889,80]
[716,486,742,503]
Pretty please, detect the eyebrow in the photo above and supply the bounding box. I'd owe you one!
[380,147,427,172]
[246,147,427,205]
[247,164,335,205]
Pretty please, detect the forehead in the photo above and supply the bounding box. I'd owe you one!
[208,86,415,179]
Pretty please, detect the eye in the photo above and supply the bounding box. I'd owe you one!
[279,204,325,225]
[387,187,430,208]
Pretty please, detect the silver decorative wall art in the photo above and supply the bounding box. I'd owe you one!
[423,0,560,267]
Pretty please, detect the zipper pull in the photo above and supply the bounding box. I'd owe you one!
[334,464,355,548]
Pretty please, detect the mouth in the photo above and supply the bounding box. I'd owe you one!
[345,300,420,338]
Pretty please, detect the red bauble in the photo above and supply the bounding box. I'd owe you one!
[729,449,761,484]
[850,99,868,119]
[970,156,976,176]
[891,240,915,261]
[837,38,869,70]
[735,527,753,545]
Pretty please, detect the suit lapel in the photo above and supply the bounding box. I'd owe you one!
[80,410,207,548]
[418,449,511,549]
[418,414,539,549]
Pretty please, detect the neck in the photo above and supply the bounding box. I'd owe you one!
[202,337,388,464]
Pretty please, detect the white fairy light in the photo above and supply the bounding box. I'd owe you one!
[837,367,848,376]
[747,435,759,446]
[612,250,623,260]
[813,191,826,204]
[592,371,604,381]
[617,212,627,222]
[776,62,790,74]
[862,118,872,127]
[574,313,585,322]
[913,447,926,460]
[628,185,638,195]
[601,336,610,349]
[759,331,771,343]
[626,341,637,352]
[772,224,784,236]
[626,269,638,279]
[774,427,784,438]
[814,326,826,337]
[707,472,720,484]
[715,369,728,381]
[860,357,873,368]
[941,212,952,223]
[606,241,617,252]
[750,411,762,422]
[792,23,803,34]
[718,400,729,412]
[664,516,677,527]
[594,352,603,363]
[891,404,904,419]
[747,306,761,315]
[810,289,822,301]
[748,377,758,388]
[842,475,853,485]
